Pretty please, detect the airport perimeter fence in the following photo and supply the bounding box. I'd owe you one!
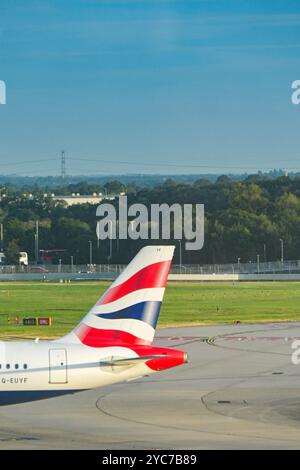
[1,259,300,275]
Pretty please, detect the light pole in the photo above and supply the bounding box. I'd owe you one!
[0,223,3,253]
[257,254,260,274]
[280,238,284,264]
[34,234,36,263]
[71,255,74,273]
[58,258,62,273]
[35,220,39,264]
[89,240,93,267]
[108,221,113,263]
[116,219,119,252]
[263,243,267,263]
[177,240,182,273]
[96,221,101,249]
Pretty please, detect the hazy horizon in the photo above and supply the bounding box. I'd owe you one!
[1,0,300,176]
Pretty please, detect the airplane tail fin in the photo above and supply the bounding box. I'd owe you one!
[69,246,175,347]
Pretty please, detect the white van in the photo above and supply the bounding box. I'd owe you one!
[19,252,28,266]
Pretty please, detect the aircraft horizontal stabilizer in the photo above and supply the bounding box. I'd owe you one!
[100,355,166,368]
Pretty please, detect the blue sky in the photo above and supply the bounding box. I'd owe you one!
[0,0,300,176]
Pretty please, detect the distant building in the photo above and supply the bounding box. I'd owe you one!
[51,193,119,206]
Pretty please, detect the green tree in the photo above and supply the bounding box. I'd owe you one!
[5,240,20,264]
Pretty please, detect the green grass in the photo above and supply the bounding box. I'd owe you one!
[1,281,300,338]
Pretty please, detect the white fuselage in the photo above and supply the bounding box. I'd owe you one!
[0,246,187,406]
[0,340,150,406]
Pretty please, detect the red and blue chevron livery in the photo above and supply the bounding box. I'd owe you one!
[72,247,174,348]
[0,246,188,407]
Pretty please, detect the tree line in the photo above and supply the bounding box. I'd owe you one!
[1,175,300,265]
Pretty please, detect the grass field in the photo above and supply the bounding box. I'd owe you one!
[1,281,300,338]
